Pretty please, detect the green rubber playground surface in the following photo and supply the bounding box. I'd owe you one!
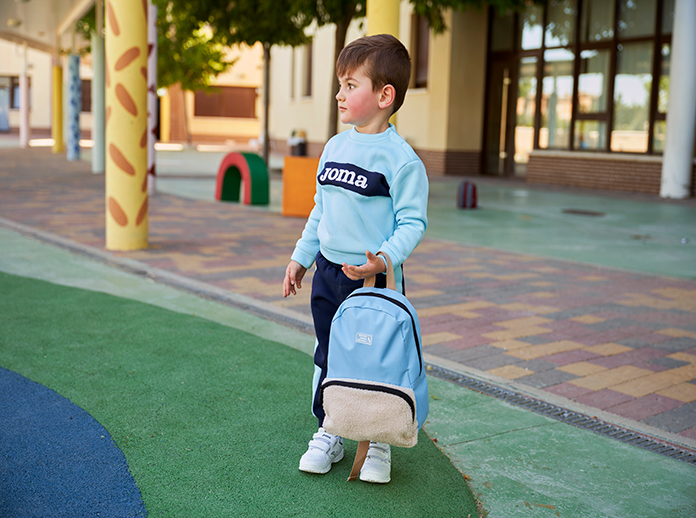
[0,270,477,517]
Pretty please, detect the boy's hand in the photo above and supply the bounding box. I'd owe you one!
[342,251,386,281]
[283,260,307,297]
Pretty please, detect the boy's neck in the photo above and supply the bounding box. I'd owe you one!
[355,117,391,135]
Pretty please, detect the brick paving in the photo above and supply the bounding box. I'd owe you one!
[2,147,696,441]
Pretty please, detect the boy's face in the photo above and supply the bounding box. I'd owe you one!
[336,65,392,134]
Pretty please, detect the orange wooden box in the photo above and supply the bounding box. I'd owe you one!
[282,156,320,218]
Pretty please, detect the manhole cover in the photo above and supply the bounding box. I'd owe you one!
[562,209,605,217]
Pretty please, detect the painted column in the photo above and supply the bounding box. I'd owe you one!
[52,62,64,153]
[92,0,106,173]
[105,0,149,250]
[19,42,30,148]
[66,53,81,161]
[366,0,400,37]
[661,0,696,199]
[366,0,400,127]
[147,1,157,194]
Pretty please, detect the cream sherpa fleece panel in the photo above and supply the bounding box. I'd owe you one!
[322,380,418,448]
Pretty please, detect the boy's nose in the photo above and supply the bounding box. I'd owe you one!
[335,89,344,101]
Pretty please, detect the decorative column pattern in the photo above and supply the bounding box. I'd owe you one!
[105,0,149,250]
[366,0,400,37]
[66,54,81,161]
[19,42,30,148]
[52,63,64,154]
[147,1,157,194]
[660,0,696,199]
[92,0,106,174]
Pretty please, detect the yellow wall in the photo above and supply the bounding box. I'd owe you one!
[270,21,366,144]
[398,7,488,153]
[267,2,489,155]
[446,9,488,151]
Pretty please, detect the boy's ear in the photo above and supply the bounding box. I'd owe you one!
[378,84,396,111]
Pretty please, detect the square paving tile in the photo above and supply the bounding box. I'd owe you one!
[649,357,690,369]
[574,389,634,410]
[607,394,684,422]
[466,353,520,371]
[544,381,595,399]
[543,348,603,365]
[517,335,554,345]
[516,369,578,389]
[642,401,696,433]
[652,337,696,352]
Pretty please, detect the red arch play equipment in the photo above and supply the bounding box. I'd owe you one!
[215,152,269,205]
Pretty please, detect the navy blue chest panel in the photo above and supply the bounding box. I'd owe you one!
[318,161,391,197]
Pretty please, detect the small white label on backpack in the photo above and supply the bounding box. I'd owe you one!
[355,333,373,346]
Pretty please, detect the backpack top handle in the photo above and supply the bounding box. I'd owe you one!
[363,252,397,291]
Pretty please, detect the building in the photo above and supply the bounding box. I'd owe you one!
[268,0,695,198]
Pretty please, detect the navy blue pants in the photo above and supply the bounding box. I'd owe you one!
[311,252,399,426]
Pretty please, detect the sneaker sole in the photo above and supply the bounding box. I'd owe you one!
[359,471,390,484]
[299,450,344,474]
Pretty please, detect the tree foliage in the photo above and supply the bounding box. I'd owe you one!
[411,0,547,34]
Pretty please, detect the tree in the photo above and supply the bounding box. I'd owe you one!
[162,0,314,164]
[309,1,367,139]
[79,2,234,144]
[152,0,235,143]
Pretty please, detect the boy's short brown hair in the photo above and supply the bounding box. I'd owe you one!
[337,34,411,115]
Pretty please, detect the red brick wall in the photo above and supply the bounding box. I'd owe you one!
[527,152,696,196]
[413,149,481,176]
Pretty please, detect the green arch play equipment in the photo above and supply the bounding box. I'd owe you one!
[215,152,269,205]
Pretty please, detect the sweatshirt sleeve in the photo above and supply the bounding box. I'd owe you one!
[378,159,429,268]
[290,159,325,269]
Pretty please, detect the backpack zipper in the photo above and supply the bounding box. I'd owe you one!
[322,379,415,422]
[346,291,423,373]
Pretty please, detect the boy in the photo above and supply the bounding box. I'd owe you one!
[282,34,428,484]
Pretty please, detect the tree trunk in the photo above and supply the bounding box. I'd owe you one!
[328,10,355,140]
[262,42,271,166]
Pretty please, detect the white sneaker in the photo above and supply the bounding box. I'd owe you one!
[359,442,391,483]
[299,427,344,474]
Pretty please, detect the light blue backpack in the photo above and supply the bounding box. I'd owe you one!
[321,254,429,451]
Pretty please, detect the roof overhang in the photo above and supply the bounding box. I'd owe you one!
[0,0,95,54]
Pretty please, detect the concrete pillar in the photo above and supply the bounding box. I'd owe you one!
[19,42,30,148]
[660,0,696,199]
[66,53,81,161]
[366,0,400,36]
[147,1,157,194]
[105,0,149,250]
[92,0,106,173]
[52,63,64,153]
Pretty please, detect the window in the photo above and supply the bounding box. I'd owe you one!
[611,42,653,152]
[81,79,91,113]
[540,49,574,149]
[545,0,577,48]
[194,86,257,118]
[3,76,31,110]
[411,14,429,88]
[519,5,544,50]
[618,0,657,39]
[580,0,614,43]
[486,0,673,158]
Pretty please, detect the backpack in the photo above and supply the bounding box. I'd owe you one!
[456,180,477,209]
[321,254,429,455]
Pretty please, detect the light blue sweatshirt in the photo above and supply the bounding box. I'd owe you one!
[291,124,428,271]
